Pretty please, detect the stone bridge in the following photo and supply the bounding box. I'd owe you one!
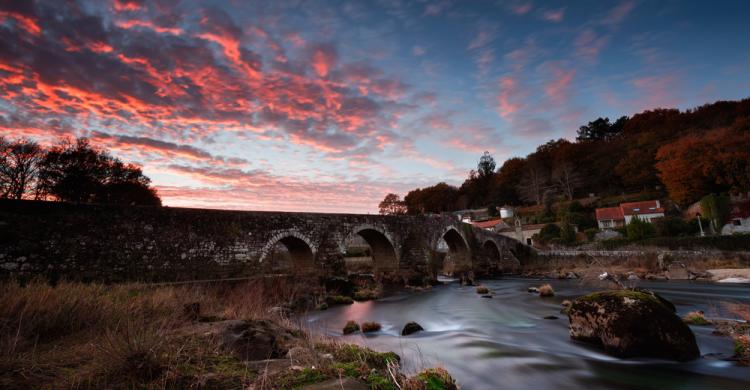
[0,200,529,284]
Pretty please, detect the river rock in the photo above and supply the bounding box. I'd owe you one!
[568,290,699,361]
[218,319,296,361]
[528,287,539,293]
[402,321,424,335]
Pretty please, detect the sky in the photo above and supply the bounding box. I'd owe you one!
[1,0,749,213]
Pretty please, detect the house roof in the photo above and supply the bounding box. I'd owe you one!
[471,218,507,229]
[620,200,664,215]
[596,206,624,221]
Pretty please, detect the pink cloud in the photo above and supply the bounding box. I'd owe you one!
[412,46,426,56]
[311,44,338,78]
[542,8,565,22]
[423,0,453,16]
[510,2,533,15]
[544,65,575,105]
[604,0,637,25]
[574,29,609,62]
[496,76,522,119]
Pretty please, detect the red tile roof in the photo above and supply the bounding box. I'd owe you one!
[471,218,506,229]
[595,206,624,221]
[620,200,664,215]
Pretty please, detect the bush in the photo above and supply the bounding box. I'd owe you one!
[560,222,576,244]
[626,217,655,240]
[653,216,699,237]
[537,223,561,243]
[361,322,382,333]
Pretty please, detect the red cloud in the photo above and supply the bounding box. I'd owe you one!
[311,44,337,78]
[0,10,41,36]
[544,65,575,105]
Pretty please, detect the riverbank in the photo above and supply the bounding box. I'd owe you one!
[0,279,456,389]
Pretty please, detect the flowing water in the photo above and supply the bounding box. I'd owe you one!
[304,278,750,389]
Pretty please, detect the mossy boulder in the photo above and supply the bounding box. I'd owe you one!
[568,290,699,361]
[402,367,458,390]
[342,320,360,335]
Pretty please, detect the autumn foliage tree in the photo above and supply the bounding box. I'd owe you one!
[655,120,750,205]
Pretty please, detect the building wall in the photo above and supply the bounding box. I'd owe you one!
[624,213,664,224]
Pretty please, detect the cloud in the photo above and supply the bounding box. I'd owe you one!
[604,0,637,25]
[509,1,533,15]
[544,64,575,105]
[496,76,522,118]
[412,45,426,56]
[423,0,453,16]
[574,29,609,62]
[542,8,565,22]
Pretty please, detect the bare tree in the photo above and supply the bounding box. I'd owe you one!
[0,138,43,199]
[552,162,582,200]
[516,162,548,205]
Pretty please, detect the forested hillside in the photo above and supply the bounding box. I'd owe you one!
[400,98,750,214]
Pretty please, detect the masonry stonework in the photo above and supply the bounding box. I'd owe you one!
[0,200,527,283]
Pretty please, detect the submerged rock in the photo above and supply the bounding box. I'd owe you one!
[402,321,424,335]
[568,290,699,361]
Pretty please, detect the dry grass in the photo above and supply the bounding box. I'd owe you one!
[0,278,303,389]
[538,284,555,297]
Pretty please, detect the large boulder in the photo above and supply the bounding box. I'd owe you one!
[401,321,424,336]
[568,290,699,361]
[218,319,297,361]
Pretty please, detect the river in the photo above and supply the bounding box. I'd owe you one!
[303,278,750,389]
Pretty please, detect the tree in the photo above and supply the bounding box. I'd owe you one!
[37,137,161,206]
[517,160,548,205]
[477,151,496,178]
[552,162,582,200]
[0,138,43,199]
[492,157,525,205]
[700,193,730,231]
[576,116,628,142]
[404,183,459,214]
[378,193,407,215]
[655,122,750,205]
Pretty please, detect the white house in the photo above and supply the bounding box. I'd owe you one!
[596,200,665,229]
[721,201,750,235]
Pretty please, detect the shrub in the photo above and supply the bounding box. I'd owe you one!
[342,320,360,335]
[538,223,561,242]
[626,217,655,241]
[475,286,489,294]
[653,216,698,237]
[538,284,555,297]
[361,322,382,333]
[560,222,576,244]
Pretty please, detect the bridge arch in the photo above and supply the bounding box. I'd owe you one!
[342,224,399,272]
[437,226,471,275]
[483,239,501,262]
[259,229,316,273]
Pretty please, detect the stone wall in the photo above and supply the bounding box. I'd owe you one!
[0,200,526,283]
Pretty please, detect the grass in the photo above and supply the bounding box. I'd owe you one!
[361,321,382,333]
[402,367,458,390]
[683,311,712,326]
[0,279,454,389]
[326,295,354,305]
[538,284,555,297]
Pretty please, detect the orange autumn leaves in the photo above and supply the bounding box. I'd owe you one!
[655,119,750,205]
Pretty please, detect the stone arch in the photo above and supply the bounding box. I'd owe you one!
[483,239,501,262]
[259,230,316,273]
[438,226,471,275]
[342,224,399,272]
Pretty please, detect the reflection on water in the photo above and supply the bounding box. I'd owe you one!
[304,278,750,390]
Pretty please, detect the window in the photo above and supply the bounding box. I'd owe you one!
[734,219,742,226]
[633,208,640,212]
